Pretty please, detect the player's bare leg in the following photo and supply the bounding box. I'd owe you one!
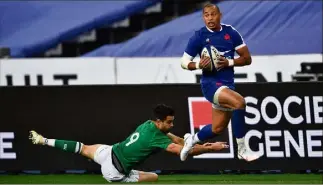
[217,88,260,161]
[217,87,245,110]
[211,108,231,134]
[80,144,102,160]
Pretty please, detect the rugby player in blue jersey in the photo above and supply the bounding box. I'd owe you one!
[180,3,260,162]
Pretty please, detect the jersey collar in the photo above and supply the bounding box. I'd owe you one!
[206,25,222,32]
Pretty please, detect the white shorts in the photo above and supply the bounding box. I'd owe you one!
[212,86,233,112]
[93,145,140,183]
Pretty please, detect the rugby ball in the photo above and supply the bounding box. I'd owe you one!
[200,45,221,71]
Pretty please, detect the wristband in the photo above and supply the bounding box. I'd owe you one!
[195,62,200,69]
[228,59,234,66]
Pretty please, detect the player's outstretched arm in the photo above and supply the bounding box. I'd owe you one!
[167,133,184,145]
[165,142,228,156]
[188,142,229,156]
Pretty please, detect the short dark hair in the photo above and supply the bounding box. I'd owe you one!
[153,104,175,121]
[203,3,220,13]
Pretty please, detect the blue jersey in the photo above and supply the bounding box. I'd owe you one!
[184,24,245,84]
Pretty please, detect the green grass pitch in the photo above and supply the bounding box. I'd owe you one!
[0,174,322,184]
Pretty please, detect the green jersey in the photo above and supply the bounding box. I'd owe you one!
[112,120,172,174]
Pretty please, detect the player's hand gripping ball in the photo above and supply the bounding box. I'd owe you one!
[200,45,221,71]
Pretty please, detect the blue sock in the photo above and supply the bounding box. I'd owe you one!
[196,124,218,141]
[231,109,246,139]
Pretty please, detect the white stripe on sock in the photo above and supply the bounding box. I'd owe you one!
[45,139,55,147]
[79,143,84,154]
[193,133,200,143]
[75,142,80,153]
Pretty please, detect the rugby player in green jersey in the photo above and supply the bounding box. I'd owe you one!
[29,104,228,183]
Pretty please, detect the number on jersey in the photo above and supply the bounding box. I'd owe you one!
[125,132,140,146]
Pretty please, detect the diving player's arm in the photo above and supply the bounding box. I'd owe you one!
[167,133,184,146]
[189,142,228,155]
[166,143,210,155]
[165,142,228,156]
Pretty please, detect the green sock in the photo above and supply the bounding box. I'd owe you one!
[54,140,83,154]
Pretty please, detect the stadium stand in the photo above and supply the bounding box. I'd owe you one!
[0,0,162,58]
[84,0,322,57]
[0,0,210,58]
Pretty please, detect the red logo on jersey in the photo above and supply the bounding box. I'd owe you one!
[216,82,223,86]
[224,34,231,40]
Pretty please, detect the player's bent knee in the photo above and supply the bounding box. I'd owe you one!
[147,172,158,182]
[233,97,246,110]
[145,172,158,182]
[212,125,226,134]
[80,145,90,157]
[139,172,158,182]
[151,173,158,182]
[81,144,101,160]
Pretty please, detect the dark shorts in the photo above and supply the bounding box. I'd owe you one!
[201,81,235,111]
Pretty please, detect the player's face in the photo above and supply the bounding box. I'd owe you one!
[160,116,174,133]
[203,6,221,30]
